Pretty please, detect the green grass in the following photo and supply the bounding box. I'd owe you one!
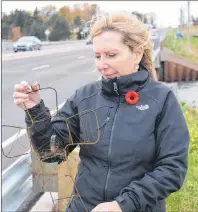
[162,26,198,63]
[166,102,198,211]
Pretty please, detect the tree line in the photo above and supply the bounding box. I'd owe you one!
[5,3,192,42]
[2,3,98,41]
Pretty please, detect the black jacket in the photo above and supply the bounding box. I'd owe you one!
[26,69,189,212]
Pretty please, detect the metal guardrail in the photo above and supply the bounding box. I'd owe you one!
[2,153,31,199]
[2,29,168,212]
[2,101,66,211]
[2,154,33,211]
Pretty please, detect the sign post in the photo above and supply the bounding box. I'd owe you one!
[45,29,50,42]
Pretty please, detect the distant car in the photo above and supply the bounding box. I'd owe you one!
[13,36,42,52]
[144,23,159,41]
[151,32,159,40]
[86,35,92,45]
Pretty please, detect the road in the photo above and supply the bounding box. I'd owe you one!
[2,41,88,61]
[151,28,170,50]
[2,44,100,170]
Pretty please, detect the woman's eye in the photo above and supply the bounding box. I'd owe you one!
[108,54,116,58]
[95,55,101,59]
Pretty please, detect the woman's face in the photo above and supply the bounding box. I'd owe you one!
[93,30,141,79]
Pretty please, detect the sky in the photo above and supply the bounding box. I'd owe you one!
[2,1,198,28]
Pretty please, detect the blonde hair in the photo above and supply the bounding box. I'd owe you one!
[90,12,158,81]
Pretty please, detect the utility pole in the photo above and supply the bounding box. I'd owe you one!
[187,1,191,54]
[96,5,100,20]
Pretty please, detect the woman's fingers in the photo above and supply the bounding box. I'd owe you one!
[14,84,25,92]
[14,81,39,94]
[13,94,29,106]
[21,80,28,86]
[13,81,40,110]
[13,92,29,99]
[21,80,32,92]
[14,98,27,105]
[31,81,39,91]
[14,83,30,93]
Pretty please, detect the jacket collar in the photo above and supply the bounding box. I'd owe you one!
[101,66,149,97]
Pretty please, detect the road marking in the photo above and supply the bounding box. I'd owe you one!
[77,56,85,59]
[32,65,49,71]
[2,101,66,149]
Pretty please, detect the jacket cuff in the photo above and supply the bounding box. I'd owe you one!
[115,193,136,212]
[25,99,50,126]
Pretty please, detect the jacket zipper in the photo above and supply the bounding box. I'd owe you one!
[113,82,119,96]
[104,82,121,201]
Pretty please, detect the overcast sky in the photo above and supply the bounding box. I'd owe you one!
[2,1,198,27]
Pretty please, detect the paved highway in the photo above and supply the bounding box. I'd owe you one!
[2,44,100,170]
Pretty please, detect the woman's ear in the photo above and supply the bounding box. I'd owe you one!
[134,47,144,65]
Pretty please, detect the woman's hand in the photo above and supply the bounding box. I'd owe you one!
[13,81,40,110]
[91,201,122,212]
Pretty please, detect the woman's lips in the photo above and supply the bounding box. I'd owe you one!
[104,74,116,78]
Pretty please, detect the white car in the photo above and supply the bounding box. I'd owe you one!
[13,36,42,52]
[151,32,159,40]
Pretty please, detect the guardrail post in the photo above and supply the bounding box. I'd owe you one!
[31,151,58,192]
[31,148,80,212]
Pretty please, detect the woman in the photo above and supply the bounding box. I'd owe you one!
[13,12,189,212]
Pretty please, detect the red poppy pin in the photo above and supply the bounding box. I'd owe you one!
[125,91,139,105]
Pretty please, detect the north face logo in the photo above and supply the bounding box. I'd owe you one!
[136,105,149,110]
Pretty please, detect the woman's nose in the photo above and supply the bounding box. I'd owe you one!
[96,59,109,71]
